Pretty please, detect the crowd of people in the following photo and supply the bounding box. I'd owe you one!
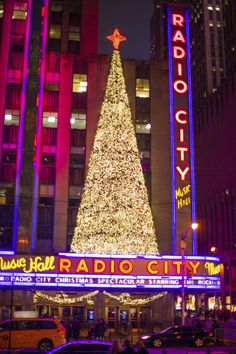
[64,316,149,353]
[110,339,149,354]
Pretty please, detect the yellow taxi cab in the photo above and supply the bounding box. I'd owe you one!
[0,318,66,352]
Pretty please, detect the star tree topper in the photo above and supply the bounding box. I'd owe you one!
[106,28,126,50]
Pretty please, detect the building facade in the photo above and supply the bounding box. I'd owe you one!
[0,0,223,332]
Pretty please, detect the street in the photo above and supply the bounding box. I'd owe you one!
[146,345,236,354]
[0,344,236,354]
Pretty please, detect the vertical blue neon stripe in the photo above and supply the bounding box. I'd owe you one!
[31,0,49,251]
[167,7,177,254]
[185,9,197,254]
[12,0,32,250]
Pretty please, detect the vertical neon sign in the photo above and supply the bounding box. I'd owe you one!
[167,6,196,254]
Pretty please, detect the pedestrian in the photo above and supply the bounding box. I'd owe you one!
[95,318,107,340]
[122,339,136,354]
[109,339,123,354]
[136,340,149,354]
[65,318,72,342]
[72,316,81,340]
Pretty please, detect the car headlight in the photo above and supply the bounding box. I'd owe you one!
[141,335,151,340]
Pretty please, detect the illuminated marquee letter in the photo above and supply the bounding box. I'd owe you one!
[172,13,184,27]
[172,30,186,43]
[147,261,158,275]
[176,166,190,181]
[119,260,133,274]
[175,110,188,124]
[174,80,188,94]
[75,259,89,273]
[59,258,72,273]
[189,261,201,274]
[94,260,106,273]
[173,46,186,59]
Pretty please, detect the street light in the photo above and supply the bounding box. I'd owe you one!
[210,246,232,319]
[181,222,198,325]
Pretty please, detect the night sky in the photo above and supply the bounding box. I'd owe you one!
[98,0,154,60]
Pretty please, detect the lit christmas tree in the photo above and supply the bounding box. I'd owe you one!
[71,29,159,255]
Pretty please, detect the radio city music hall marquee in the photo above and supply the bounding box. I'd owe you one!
[167,5,197,253]
[0,252,220,290]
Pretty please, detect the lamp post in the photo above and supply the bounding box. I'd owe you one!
[181,222,198,325]
[210,246,232,319]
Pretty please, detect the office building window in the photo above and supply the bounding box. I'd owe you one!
[9,51,24,69]
[3,126,19,144]
[0,1,4,18]
[6,84,21,107]
[40,154,55,184]
[44,90,59,109]
[135,123,151,134]
[72,74,87,93]
[69,26,80,41]
[70,129,86,148]
[42,111,58,128]
[4,110,20,125]
[42,128,57,146]
[50,0,62,12]
[37,197,54,240]
[49,24,61,39]
[70,112,86,129]
[0,150,16,182]
[136,79,150,98]
[12,1,27,20]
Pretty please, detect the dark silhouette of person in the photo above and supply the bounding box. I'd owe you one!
[136,340,149,354]
[109,339,123,354]
[95,318,107,340]
[65,318,72,342]
[72,317,81,340]
[122,339,136,354]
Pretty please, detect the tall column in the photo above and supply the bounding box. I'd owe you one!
[53,54,73,252]
[0,0,14,163]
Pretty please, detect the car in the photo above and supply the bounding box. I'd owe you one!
[0,318,66,352]
[140,325,215,348]
[47,339,112,353]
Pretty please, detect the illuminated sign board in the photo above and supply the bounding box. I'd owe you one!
[167,5,196,253]
[0,253,220,290]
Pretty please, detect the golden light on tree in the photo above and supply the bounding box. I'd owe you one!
[71,49,159,255]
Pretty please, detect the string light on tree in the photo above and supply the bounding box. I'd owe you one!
[70,30,159,255]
